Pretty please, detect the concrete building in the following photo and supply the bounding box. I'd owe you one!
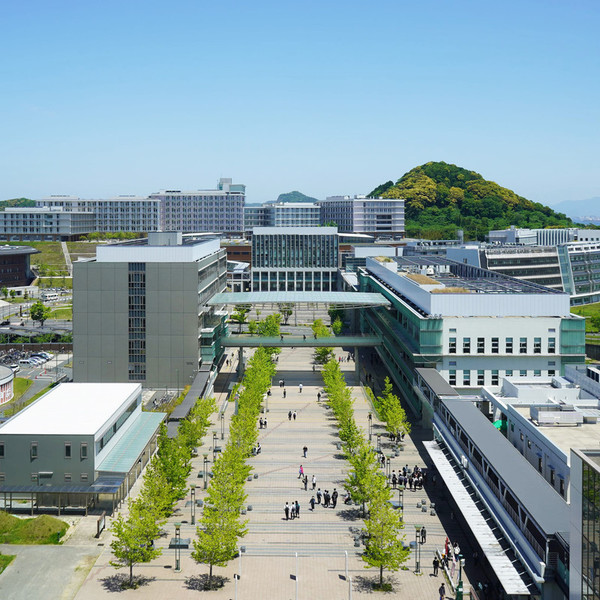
[150,178,245,235]
[73,232,227,388]
[244,202,321,233]
[487,226,600,246]
[0,245,40,286]
[319,195,405,238]
[359,256,586,422]
[0,382,164,512]
[251,227,339,292]
[0,207,96,241]
[0,366,14,405]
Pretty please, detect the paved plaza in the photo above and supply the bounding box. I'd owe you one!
[3,346,481,599]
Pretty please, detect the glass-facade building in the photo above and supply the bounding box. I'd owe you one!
[251,227,338,291]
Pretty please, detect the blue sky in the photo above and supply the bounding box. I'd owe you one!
[1,0,598,205]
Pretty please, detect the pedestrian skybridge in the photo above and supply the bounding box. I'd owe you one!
[208,291,390,310]
[220,334,383,348]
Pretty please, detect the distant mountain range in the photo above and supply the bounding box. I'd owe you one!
[369,161,574,240]
[0,197,35,210]
[276,191,319,204]
[550,197,600,223]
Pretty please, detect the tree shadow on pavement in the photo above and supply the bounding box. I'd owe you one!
[185,574,229,591]
[353,574,398,594]
[337,508,362,521]
[101,574,156,592]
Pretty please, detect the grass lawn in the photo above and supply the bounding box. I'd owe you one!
[0,553,15,573]
[572,303,600,333]
[0,511,68,544]
[13,377,33,402]
[66,241,100,262]
[11,242,67,273]
[39,276,72,290]
[48,306,72,320]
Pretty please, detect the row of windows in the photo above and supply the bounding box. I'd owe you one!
[448,368,556,386]
[449,336,556,354]
[2,441,90,461]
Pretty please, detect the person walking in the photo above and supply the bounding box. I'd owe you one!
[288,410,292,421]
[331,488,338,508]
[433,556,439,576]
[316,488,322,504]
[284,502,290,520]
[310,496,315,510]
[303,445,308,458]
[290,503,296,519]
[264,417,268,428]
[439,582,446,600]
[295,500,300,518]
[312,475,316,490]
[421,526,427,544]
[293,411,297,420]
[298,464,304,478]
[317,391,321,401]
[283,389,287,399]
[303,475,308,491]
[299,383,303,393]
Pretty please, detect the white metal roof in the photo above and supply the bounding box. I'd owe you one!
[0,383,141,436]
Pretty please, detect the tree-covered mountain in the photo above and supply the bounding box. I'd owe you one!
[276,191,319,203]
[0,198,35,210]
[369,162,574,240]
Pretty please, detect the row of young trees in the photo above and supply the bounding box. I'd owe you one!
[321,359,410,590]
[110,397,217,587]
[192,348,276,589]
[367,377,412,442]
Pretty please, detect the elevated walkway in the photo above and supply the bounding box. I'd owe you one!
[220,334,382,348]
[208,291,390,309]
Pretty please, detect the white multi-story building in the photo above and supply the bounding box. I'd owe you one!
[244,202,321,232]
[150,178,245,235]
[319,195,404,238]
[0,207,96,241]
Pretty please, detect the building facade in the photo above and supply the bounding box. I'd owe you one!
[0,245,39,286]
[0,208,96,241]
[251,227,339,291]
[319,195,405,238]
[73,232,227,388]
[244,202,321,233]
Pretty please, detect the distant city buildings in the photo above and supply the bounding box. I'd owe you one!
[73,232,227,388]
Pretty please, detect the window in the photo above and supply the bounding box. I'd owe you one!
[449,337,456,354]
[80,473,88,482]
[80,444,88,460]
[519,337,527,354]
[520,369,527,377]
[463,370,471,386]
[534,370,541,377]
[491,370,499,385]
[527,440,532,449]
[559,478,565,497]
[477,338,485,354]
[31,473,38,482]
[477,370,485,385]
[548,337,556,354]
[534,337,542,354]
[548,370,556,376]
[30,442,38,460]
[463,338,471,354]
[506,337,513,353]
[0,473,4,482]
[65,443,71,459]
[491,338,499,354]
[550,469,555,486]
[520,432,524,441]
[0,442,4,458]
[538,457,543,472]
[449,370,456,386]
[64,473,72,482]
[506,369,513,377]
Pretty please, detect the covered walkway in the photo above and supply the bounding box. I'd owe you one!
[220,334,382,348]
[208,291,390,309]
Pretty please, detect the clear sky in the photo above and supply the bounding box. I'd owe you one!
[1,0,598,205]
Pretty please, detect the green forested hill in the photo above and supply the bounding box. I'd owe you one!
[0,198,35,210]
[369,162,573,240]
[276,191,319,203]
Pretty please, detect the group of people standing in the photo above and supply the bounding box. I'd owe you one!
[284,501,301,520]
[310,487,338,509]
[389,464,426,490]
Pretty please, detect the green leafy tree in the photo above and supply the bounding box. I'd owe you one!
[30,301,51,327]
[1,287,8,299]
[110,498,162,587]
[247,320,258,336]
[257,313,281,337]
[155,423,191,504]
[377,377,411,440]
[362,495,410,589]
[277,303,294,325]
[231,305,251,333]
[332,316,343,335]
[137,456,173,519]
[9,290,16,299]
[312,318,334,364]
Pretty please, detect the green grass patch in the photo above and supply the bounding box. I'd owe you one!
[572,303,600,333]
[12,377,33,401]
[0,511,68,544]
[39,277,72,290]
[0,553,15,573]
[4,382,57,417]
[66,241,100,262]
[48,306,72,320]
[150,385,191,417]
[11,242,67,273]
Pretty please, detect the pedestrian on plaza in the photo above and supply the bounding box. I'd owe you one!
[283,389,287,399]
[299,383,303,393]
[310,496,316,510]
[317,391,321,401]
[280,334,284,342]
[303,334,306,340]
[323,490,330,508]
[295,500,300,518]
[284,502,290,520]
[303,475,308,491]
[433,556,439,576]
[299,464,304,478]
[331,488,338,508]
[439,583,446,600]
[282,379,285,387]
[279,379,283,388]
[264,417,268,428]
[421,526,427,544]
[259,418,263,429]
[303,445,308,458]
[290,503,296,519]
[316,488,322,504]
[288,410,292,421]
[267,389,271,397]
[312,475,316,490]
[392,471,397,488]
[293,411,297,420]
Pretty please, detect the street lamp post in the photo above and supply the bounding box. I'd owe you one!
[456,555,465,600]
[368,412,372,441]
[386,457,391,481]
[203,454,208,490]
[212,431,217,462]
[414,525,422,573]
[221,412,225,440]
[190,484,196,525]
[398,484,405,515]
[174,523,182,572]
[377,434,381,453]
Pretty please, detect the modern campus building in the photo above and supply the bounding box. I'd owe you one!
[358,255,586,423]
[0,366,14,405]
[73,232,227,388]
[0,382,164,513]
[149,178,245,235]
[0,207,96,241]
[244,202,321,233]
[251,226,339,292]
[318,195,405,238]
[0,244,39,286]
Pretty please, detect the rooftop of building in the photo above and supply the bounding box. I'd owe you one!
[0,245,40,256]
[0,383,141,436]
[252,226,338,235]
